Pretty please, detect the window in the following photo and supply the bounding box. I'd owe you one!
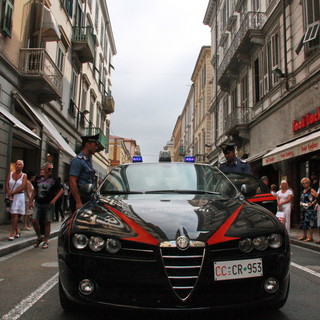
[201,65,206,88]
[296,0,320,54]
[240,74,248,108]
[252,0,260,12]
[223,95,229,130]
[62,0,72,18]
[231,86,238,112]
[69,69,78,117]
[56,44,65,72]
[1,0,14,37]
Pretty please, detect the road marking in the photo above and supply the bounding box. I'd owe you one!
[1,273,59,320]
[291,262,320,279]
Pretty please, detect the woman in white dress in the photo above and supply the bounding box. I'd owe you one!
[6,160,27,240]
[276,180,293,234]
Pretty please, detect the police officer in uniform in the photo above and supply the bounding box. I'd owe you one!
[69,134,104,212]
[218,142,252,174]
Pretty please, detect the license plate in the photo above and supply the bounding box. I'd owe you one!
[214,258,263,281]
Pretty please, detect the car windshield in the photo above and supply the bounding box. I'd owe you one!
[99,163,238,198]
[225,172,269,195]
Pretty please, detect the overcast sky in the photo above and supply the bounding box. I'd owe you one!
[108,0,210,162]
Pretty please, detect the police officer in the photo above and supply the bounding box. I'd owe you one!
[69,134,104,212]
[218,142,252,174]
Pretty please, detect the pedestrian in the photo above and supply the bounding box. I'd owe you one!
[270,184,278,196]
[54,177,64,221]
[30,162,63,249]
[23,171,35,230]
[218,142,251,174]
[298,177,318,242]
[261,176,270,192]
[276,180,293,234]
[6,160,27,241]
[316,183,320,244]
[310,172,319,190]
[62,179,70,214]
[69,134,104,212]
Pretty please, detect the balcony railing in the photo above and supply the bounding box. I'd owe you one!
[72,26,95,63]
[217,12,266,83]
[224,107,250,134]
[19,48,63,101]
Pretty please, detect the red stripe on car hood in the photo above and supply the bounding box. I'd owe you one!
[105,204,159,245]
[207,205,243,245]
[249,194,276,202]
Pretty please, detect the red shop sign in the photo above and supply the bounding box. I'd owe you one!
[292,107,320,133]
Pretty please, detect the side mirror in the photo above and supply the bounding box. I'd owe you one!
[240,184,256,197]
[79,184,94,195]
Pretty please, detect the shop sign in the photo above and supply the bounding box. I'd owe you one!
[263,137,320,165]
[292,107,320,132]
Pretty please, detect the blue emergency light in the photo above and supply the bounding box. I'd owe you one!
[132,156,143,162]
[184,156,195,163]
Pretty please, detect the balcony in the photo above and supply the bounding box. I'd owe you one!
[217,12,266,90]
[85,127,107,151]
[19,48,62,103]
[224,107,250,136]
[102,95,115,114]
[72,26,95,63]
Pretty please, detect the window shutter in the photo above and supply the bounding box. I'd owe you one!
[2,0,13,37]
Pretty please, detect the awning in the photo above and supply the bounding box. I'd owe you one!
[262,131,320,166]
[0,105,41,140]
[41,6,61,41]
[246,150,269,163]
[13,93,76,158]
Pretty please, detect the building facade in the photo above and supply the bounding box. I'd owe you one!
[0,0,116,224]
[203,0,320,225]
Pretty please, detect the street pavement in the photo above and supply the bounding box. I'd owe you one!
[0,219,320,257]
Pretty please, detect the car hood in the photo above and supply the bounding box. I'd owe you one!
[73,194,282,245]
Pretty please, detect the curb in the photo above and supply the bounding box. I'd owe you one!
[0,230,60,258]
[290,238,320,252]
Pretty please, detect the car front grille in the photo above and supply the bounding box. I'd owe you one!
[160,247,205,300]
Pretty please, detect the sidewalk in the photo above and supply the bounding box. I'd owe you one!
[0,220,64,257]
[0,221,319,257]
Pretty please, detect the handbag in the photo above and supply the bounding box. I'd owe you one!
[276,211,285,224]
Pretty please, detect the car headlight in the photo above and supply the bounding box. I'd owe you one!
[88,236,105,252]
[238,238,253,253]
[267,234,283,248]
[253,236,269,251]
[105,238,121,253]
[72,234,89,249]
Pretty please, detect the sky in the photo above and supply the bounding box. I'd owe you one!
[107,0,211,162]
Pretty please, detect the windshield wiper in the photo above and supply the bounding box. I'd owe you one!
[102,191,144,195]
[145,190,221,195]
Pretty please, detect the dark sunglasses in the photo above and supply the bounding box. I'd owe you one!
[47,167,53,171]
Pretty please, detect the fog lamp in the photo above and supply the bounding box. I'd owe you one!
[264,278,279,293]
[72,234,88,249]
[105,238,121,253]
[268,234,282,248]
[239,238,253,253]
[253,236,268,251]
[79,279,95,295]
[88,236,105,252]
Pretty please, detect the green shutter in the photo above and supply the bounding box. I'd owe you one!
[2,0,13,37]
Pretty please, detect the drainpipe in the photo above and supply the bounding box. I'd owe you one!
[283,0,289,91]
[214,1,219,148]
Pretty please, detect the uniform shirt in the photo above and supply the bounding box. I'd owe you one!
[34,175,61,205]
[69,152,95,187]
[219,158,252,174]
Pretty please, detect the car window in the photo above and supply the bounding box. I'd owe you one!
[100,163,238,198]
[225,173,269,195]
